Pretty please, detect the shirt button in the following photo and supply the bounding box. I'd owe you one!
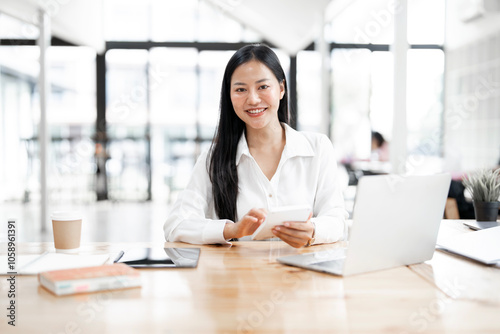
[268,194,273,198]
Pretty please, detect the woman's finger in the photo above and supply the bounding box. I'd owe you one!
[273,229,306,247]
[246,208,267,222]
[273,225,309,239]
[283,221,311,231]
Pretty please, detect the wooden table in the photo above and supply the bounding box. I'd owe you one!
[1,220,499,333]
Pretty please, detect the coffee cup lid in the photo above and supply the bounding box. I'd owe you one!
[50,211,82,221]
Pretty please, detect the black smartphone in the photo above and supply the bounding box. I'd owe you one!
[116,247,200,268]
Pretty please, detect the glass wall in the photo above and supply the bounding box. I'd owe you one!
[326,0,445,171]
[332,49,371,161]
[47,46,97,203]
[296,51,322,133]
[151,47,203,202]
[0,0,445,204]
[106,49,150,201]
[0,47,38,202]
[0,26,96,204]
[407,49,444,156]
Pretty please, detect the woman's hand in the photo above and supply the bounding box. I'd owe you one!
[272,212,314,248]
[223,208,267,240]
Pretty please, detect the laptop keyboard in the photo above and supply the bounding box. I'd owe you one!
[309,248,346,272]
[311,248,346,261]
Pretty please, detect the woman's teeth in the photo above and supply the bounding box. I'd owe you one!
[247,108,265,114]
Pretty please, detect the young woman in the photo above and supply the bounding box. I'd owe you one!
[164,44,347,248]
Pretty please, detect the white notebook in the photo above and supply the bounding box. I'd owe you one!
[437,226,500,265]
[0,252,112,275]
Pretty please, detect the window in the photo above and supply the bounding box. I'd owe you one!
[407,49,444,156]
[105,49,150,200]
[297,51,322,132]
[369,51,394,143]
[0,46,38,201]
[198,50,234,132]
[48,47,97,202]
[326,0,444,166]
[331,49,373,160]
[0,44,97,202]
[150,47,199,202]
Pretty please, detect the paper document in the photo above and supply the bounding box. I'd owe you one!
[0,252,112,275]
[437,226,500,265]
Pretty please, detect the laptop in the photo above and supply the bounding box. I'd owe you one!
[277,173,451,276]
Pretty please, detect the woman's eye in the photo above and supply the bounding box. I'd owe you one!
[235,88,246,92]
[259,85,269,90]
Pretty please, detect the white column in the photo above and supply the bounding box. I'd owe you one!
[316,14,330,137]
[0,66,3,200]
[390,0,408,174]
[38,9,50,233]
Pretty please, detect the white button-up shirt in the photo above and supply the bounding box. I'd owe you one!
[164,124,348,245]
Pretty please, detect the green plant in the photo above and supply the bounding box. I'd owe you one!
[463,168,500,202]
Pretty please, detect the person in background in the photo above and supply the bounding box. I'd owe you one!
[371,131,389,162]
[448,151,500,219]
[163,44,348,248]
[448,179,475,219]
[94,143,109,201]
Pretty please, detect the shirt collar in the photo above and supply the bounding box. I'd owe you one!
[235,123,315,166]
[235,132,250,166]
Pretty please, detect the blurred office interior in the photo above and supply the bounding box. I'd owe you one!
[1,0,499,242]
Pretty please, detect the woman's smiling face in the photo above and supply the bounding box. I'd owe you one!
[230,59,285,131]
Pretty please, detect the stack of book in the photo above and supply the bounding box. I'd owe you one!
[38,263,141,296]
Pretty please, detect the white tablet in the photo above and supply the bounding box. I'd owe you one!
[251,205,312,241]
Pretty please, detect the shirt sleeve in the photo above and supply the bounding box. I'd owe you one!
[310,135,349,245]
[163,150,232,245]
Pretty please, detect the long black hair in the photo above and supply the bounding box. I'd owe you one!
[208,44,290,221]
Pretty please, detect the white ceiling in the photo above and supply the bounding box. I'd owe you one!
[0,0,462,54]
[204,0,333,54]
[0,0,105,53]
[0,0,350,55]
